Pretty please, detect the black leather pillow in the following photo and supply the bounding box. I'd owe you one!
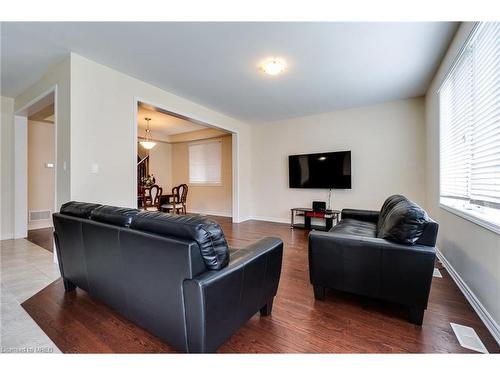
[377,199,429,245]
[91,205,140,227]
[60,201,102,219]
[377,194,407,233]
[130,212,229,270]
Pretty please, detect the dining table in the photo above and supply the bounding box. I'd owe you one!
[137,192,175,209]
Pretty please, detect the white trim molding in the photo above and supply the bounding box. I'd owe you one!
[232,216,290,224]
[251,216,290,225]
[440,203,500,236]
[188,209,232,218]
[436,248,500,345]
[0,233,14,240]
[232,216,252,224]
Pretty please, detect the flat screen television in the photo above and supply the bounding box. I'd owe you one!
[288,151,351,189]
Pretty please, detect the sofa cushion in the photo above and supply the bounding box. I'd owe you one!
[377,199,429,245]
[331,219,377,237]
[90,205,140,227]
[376,194,407,233]
[130,212,229,270]
[60,201,102,219]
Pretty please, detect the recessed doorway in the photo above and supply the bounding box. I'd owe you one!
[136,102,233,218]
[14,89,57,255]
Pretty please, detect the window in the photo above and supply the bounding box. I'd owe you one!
[189,141,222,184]
[439,22,500,233]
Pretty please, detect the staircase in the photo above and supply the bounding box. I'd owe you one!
[137,155,149,192]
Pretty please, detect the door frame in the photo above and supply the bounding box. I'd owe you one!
[13,86,58,244]
[132,97,240,221]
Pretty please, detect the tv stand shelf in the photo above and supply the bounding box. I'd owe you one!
[290,208,340,231]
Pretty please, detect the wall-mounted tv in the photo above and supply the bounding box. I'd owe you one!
[288,151,351,189]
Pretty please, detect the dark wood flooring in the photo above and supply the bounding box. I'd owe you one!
[21,217,500,353]
[26,227,53,252]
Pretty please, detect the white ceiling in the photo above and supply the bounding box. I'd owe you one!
[1,22,458,122]
[137,105,209,139]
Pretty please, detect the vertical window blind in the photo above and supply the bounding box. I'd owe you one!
[189,141,222,184]
[440,22,500,210]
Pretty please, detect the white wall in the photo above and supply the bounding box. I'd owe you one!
[1,96,15,239]
[28,120,55,230]
[70,54,252,221]
[425,22,500,340]
[251,97,426,222]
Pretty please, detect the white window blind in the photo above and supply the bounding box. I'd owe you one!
[189,141,222,184]
[440,22,500,214]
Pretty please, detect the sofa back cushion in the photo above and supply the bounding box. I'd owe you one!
[130,212,230,270]
[90,205,140,227]
[376,195,406,233]
[60,201,102,219]
[377,198,430,245]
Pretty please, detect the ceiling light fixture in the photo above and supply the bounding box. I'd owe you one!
[140,117,156,150]
[260,57,287,76]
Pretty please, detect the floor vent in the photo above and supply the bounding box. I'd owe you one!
[450,323,488,353]
[29,210,51,222]
[433,268,443,278]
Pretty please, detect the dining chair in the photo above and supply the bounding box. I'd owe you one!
[161,184,188,214]
[142,184,163,211]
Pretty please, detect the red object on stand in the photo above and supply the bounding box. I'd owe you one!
[305,212,326,218]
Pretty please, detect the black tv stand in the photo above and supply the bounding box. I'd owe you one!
[290,208,340,231]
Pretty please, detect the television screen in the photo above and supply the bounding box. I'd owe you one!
[288,151,351,189]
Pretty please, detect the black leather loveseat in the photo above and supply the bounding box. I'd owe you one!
[53,202,283,353]
[309,195,438,325]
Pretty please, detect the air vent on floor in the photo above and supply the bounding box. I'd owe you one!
[450,323,488,353]
[433,268,443,278]
[29,210,51,222]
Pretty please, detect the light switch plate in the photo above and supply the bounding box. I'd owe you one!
[91,163,99,174]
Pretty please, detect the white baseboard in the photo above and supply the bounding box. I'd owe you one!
[28,220,53,231]
[251,216,290,224]
[188,209,232,218]
[1,233,14,240]
[233,216,252,223]
[436,248,500,345]
[188,213,288,224]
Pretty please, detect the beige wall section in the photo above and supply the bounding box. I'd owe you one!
[1,96,15,239]
[70,54,251,221]
[27,120,55,230]
[251,97,426,222]
[168,128,228,143]
[147,142,172,192]
[425,22,500,339]
[171,135,232,217]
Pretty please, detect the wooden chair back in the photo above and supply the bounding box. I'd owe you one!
[178,184,188,204]
[143,184,162,210]
[171,184,188,214]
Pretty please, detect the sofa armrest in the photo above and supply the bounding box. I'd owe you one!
[341,208,380,223]
[183,237,283,353]
[309,231,435,307]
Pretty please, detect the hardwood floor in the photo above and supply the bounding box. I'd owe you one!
[26,227,54,252]
[21,216,499,353]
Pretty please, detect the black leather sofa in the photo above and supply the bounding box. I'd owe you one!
[53,202,283,353]
[309,195,438,325]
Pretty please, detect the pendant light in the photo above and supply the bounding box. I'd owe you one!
[140,117,156,150]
